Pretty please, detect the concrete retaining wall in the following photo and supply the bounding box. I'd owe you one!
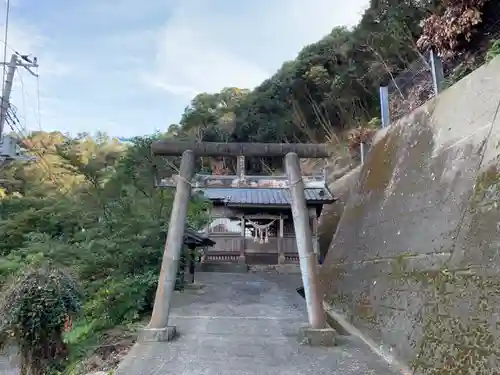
[319,55,500,374]
[318,166,361,258]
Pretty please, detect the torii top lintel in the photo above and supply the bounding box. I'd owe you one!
[151,141,330,158]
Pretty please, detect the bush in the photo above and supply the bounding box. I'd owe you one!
[486,39,500,62]
[84,271,158,325]
[417,0,490,56]
[0,263,82,375]
[0,134,211,373]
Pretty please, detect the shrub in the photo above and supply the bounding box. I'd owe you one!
[486,39,500,62]
[417,0,490,56]
[0,263,82,375]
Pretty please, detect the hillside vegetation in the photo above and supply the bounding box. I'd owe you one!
[171,0,500,172]
[0,132,209,375]
[0,0,499,374]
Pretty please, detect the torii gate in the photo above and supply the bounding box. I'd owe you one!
[139,141,336,346]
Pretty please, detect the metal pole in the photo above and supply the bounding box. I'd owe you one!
[0,54,18,137]
[360,142,365,164]
[285,152,325,329]
[148,149,195,329]
[379,86,390,128]
[430,48,444,96]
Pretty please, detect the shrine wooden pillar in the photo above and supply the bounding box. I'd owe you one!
[278,214,285,264]
[309,208,319,261]
[239,216,246,264]
[188,244,196,284]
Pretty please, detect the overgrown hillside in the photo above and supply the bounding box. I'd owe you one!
[172,0,500,173]
[1,0,499,374]
[0,131,210,375]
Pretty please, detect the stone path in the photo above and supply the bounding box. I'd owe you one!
[115,272,399,375]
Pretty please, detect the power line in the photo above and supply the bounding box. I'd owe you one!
[13,73,27,133]
[7,107,69,192]
[0,39,17,55]
[0,53,38,163]
[0,3,47,184]
[0,53,61,192]
[16,69,35,133]
[13,72,72,194]
[15,60,42,132]
[36,74,41,131]
[1,0,10,99]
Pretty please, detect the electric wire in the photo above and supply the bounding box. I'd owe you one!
[0,6,82,196]
[36,74,41,130]
[1,0,10,97]
[7,106,68,192]
[0,1,56,188]
[5,69,69,194]
[0,30,64,191]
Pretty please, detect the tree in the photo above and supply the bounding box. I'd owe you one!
[0,132,211,373]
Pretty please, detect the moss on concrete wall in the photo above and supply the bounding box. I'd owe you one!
[319,56,500,374]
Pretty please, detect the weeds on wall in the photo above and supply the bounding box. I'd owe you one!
[486,39,500,62]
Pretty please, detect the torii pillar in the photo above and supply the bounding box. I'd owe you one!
[138,150,195,342]
[285,152,336,346]
[140,141,335,345]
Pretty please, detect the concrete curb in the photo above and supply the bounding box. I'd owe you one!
[298,325,336,347]
[137,326,177,342]
[322,301,412,374]
[183,282,205,290]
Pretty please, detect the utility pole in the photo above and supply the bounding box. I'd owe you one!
[0,53,17,136]
[0,52,38,163]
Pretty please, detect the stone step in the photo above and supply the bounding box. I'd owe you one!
[197,262,249,273]
[168,315,305,338]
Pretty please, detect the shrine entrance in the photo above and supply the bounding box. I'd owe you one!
[243,215,282,265]
[198,184,332,267]
[156,155,334,267]
[143,141,336,343]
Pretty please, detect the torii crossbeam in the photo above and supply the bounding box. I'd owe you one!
[151,141,331,158]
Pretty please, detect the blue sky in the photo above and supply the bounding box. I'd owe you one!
[2,0,367,138]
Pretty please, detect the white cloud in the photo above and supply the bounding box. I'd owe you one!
[0,0,370,137]
[148,0,369,97]
[0,16,74,135]
[149,23,269,98]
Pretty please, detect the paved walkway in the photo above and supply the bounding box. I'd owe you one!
[116,272,399,375]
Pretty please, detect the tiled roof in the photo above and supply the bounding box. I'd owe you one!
[184,228,215,247]
[161,228,216,247]
[196,187,334,206]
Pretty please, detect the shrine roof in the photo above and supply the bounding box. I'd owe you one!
[161,228,216,247]
[184,228,216,247]
[196,187,335,206]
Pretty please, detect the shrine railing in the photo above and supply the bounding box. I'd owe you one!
[156,174,326,189]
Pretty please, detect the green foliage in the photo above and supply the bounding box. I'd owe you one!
[0,0,497,372]
[84,272,158,325]
[442,62,471,89]
[0,132,210,373]
[0,263,82,375]
[486,39,500,62]
[166,1,496,169]
[170,2,431,157]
